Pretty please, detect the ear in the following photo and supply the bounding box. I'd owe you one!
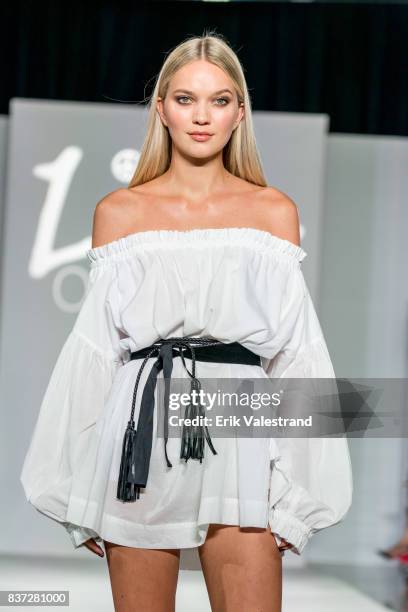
[234,103,245,130]
[156,97,168,127]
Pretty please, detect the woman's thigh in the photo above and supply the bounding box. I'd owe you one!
[198,524,282,612]
[103,540,180,612]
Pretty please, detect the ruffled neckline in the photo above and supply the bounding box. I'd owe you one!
[86,227,308,265]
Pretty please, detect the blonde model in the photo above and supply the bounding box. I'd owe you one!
[21,31,352,612]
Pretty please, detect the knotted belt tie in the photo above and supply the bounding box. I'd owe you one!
[116,336,261,502]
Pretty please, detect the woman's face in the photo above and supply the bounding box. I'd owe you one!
[157,59,244,159]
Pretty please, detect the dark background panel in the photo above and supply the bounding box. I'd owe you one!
[0,1,406,135]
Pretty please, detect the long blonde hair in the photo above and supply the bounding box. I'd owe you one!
[128,30,268,188]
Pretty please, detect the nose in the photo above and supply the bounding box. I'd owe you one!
[192,102,210,124]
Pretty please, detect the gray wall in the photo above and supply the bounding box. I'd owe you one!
[311,134,408,565]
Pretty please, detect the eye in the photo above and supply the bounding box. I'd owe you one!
[215,97,230,106]
[176,96,191,104]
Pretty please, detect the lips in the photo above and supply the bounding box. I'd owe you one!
[188,132,213,141]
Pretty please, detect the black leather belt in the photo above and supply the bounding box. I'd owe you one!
[116,336,261,502]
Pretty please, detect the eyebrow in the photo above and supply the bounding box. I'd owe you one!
[172,88,233,96]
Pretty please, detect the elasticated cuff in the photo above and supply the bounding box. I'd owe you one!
[269,507,313,555]
[65,523,100,548]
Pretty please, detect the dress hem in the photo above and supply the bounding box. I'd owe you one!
[66,494,271,550]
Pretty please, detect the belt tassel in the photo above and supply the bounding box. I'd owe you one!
[180,377,218,462]
[117,418,141,502]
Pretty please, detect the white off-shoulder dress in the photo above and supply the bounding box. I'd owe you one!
[20,227,352,568]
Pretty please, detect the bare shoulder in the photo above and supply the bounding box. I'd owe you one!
[91,188,138,248]
[256,187,301,246]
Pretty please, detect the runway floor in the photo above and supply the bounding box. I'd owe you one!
[0,554,402,611]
